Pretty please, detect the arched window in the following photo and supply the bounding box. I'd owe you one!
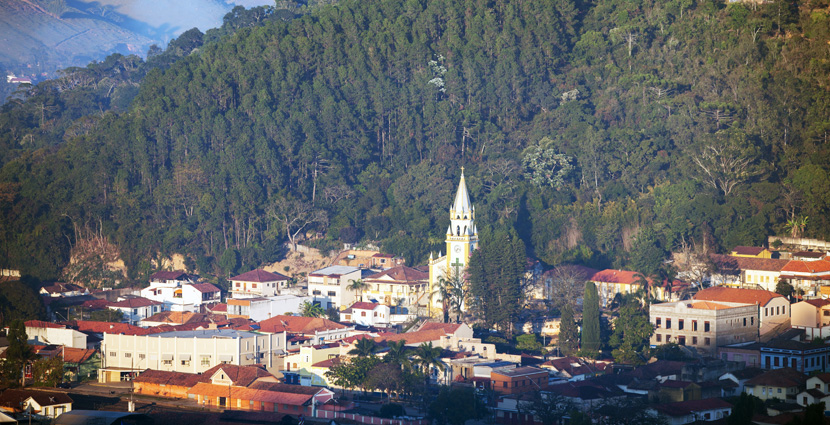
[456,225,460,235]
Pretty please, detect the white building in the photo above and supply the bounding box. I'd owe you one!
[692,287,790,337]
[140,282,221,312]
[230,269,290,298]
[24,320,88,349]
[108,297,164,325]
[308,265,362,310]
[650,300,759,355]
[99,329,286,381]
[226,294,313,321]
[340,302,392,327]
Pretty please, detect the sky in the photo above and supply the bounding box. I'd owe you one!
[91,0,275,35]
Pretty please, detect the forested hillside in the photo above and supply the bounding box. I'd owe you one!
[1,0,829,285]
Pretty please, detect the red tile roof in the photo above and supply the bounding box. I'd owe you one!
[25,320,65,329]
[732,246,768,256]
[375,329,447,345]
[248,382,324,395]
[782,259,830,274]
[693,287,784,307]
[191,283,221,293]
[230,269,289,282]
[365,266,428,283]
[75,320,153,336]
[711,255,789,272]
[210,303,227,313]
[61,347,96,364]
[418,322,462,334]
[689,301,732,310]
[349,302,382,311]
[82,299,111,309]
[187,383,312,405]
[257,315,347,334]
[0,389,73,410]
[746,368,807,387]
[590,270,644,285]
[109,297,162,308]
[202,364,275,387]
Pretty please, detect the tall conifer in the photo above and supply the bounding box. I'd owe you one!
[581,281,601,357]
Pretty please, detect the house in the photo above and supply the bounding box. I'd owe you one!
[692,287,790,336]
[227,295,313,321]
[133,369,205,398]
[361,266,429,313]
[760,338,830,372]
[649,398,733,425]
[540,357,609,382]
[656,380,702,403]
[719,367,765,396]
[340,302,391,327]
[107,297,164,325]
[490,366,549,395]
[307,266,362,310]
[333,248,405,269]
[719,342,763,368]
[140,281,221,313]
[61,347,100,382]
[546,380,627,411]
[650,300,759,355]
[283,343,341,386]
[731,246,773,258]
[230,269,290,298]
[99,329,286,381]
[39,282,88,298]
[791,299,830,338]
[0,389,73,418]
[744,367,807,402]
[24,320,88,349]
[590,269,680,307]
[149,271,194,286]
[796,373,830,407]
[792,251,826,261]
[779,258,830,296]
[257,315,352,345]
[710,255,789,291]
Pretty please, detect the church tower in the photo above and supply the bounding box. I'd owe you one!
[428,168,478,316]
[445,168,478,275]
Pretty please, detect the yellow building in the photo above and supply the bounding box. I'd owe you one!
[730,246,773,258]
[283,343,340,387]
[428,169,478,314]
[362,265,428,312]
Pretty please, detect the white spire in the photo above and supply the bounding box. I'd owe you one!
[451,167,472,214]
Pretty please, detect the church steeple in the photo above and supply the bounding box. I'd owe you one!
[451,167,472,216]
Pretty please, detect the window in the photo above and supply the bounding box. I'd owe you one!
[765,307,769,316]
[751,317,755,325]
[162,360,172,365]
[783,305,786,314]
[692,320,697,331]
[236,282,241,287]
[705,338,711,346]
[774,357,780,367]
[656,334,662,342]
[139,354,145,360]
[125,353,131,358]
[361,311,366,317]
[312,290,321,295]
[201,357,211,366]
[692,336,698,345]
[678,319,684,330]
[503,382,507,388]
[133,309,138,314]
[778,388,782,393]
[328,291,336,296]
[666,319,672,329]
[656,318,661,328]
[704,321,710,332]
[181,360,190,366]
[777,306,781,315]
[743,317,747,326]
[109,351,116,357]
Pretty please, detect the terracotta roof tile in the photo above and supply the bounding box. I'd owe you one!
[257,315,347,334]
[782,259,830,274]
[75,320,153,336]
[150,271,191,281]
[711,254,789,272]
[365,266,428,283]
[418,322,461,333]
[61,347,96,364]
[109,297,162,308]
[732,246,768,256]
[201,364,274,387]
[187,383,312,405]
[689,301,732,310]
[25,320,65,329]
[693,287,784,307]
[349,302,382,310]
[134,369,203,387]
[230,269,289,282]
[375,329,446,345]
[190,283,221,293]
[0,389,73,410]
[746,368,807,387]
[590,269,643,285]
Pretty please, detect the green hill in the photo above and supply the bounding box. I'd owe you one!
[1,0,829,284]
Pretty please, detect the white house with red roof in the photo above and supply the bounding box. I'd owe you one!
[107,296,164,325]
[693,287,790,336]
[339,302,391,327]
[230,269,290,298]
[779,257,830,295]
[650,300,759,355]
[590,269,682,307]
[141,271,221,313]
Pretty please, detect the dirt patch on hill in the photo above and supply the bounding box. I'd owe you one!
[263,246,334,280]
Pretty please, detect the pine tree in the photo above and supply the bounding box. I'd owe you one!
[558,304,579,356]
[581,282,601,357]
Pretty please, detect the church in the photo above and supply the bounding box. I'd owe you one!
[428,168,479,316]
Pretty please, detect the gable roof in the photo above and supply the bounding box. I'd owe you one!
[187,383,313,405]
[202,364,275,387]
[375,329,447,345]
[74,320,153,336]
[688,301,733,310]
[25,320,65,329]
[746,368,808,388]
[40,282,85,294]
[108,297,161,308]
[141,311,208,324]
[257,315,347,334]
[418,322,462,334]
[365,266,428,283]
[732,246,768,256]
[150,271,191,281]
[590,269,643,285]
[694,287,784,307]
[781,259,830,274]
[133,369,204,387]
[349,302,382,311]
[0,389,73,410]
[61,347,96,364]
[230,269,289,282]
[711,254,789,273]
[248,382,325,395]
[190,283,221,293]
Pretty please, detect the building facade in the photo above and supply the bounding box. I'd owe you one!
[230,269,290,298]
[650,301,759,355]
[307,265,362,310]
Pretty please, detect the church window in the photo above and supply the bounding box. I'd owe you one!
[463,226,467,234]
[457,225,460,235]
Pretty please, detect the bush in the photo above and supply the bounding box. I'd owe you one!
[379,403,405,418]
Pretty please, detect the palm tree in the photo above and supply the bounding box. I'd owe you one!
[347,279,368,302]
[299,301,325,317]
[348,337,379,357]
[434,268,466,323]
[384,339,411,371]
[413,342,445,380]
[633,272,653,307]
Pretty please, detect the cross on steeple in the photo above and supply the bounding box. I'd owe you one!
[451,258,464,271]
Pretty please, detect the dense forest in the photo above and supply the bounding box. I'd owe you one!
[0,0,828,286]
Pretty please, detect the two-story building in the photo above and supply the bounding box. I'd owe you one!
[227,294,313,321]
[230,269,290,298]
[140,282,222,313]
[362,266,428,313]
[24,320,88,349]
[490,366,550,395]
[307,266,362,310]
[107,297,165,325]
[650,300,759,355]
[791,299,830,338]
[692,287,789,337]
[99,329,286,381]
